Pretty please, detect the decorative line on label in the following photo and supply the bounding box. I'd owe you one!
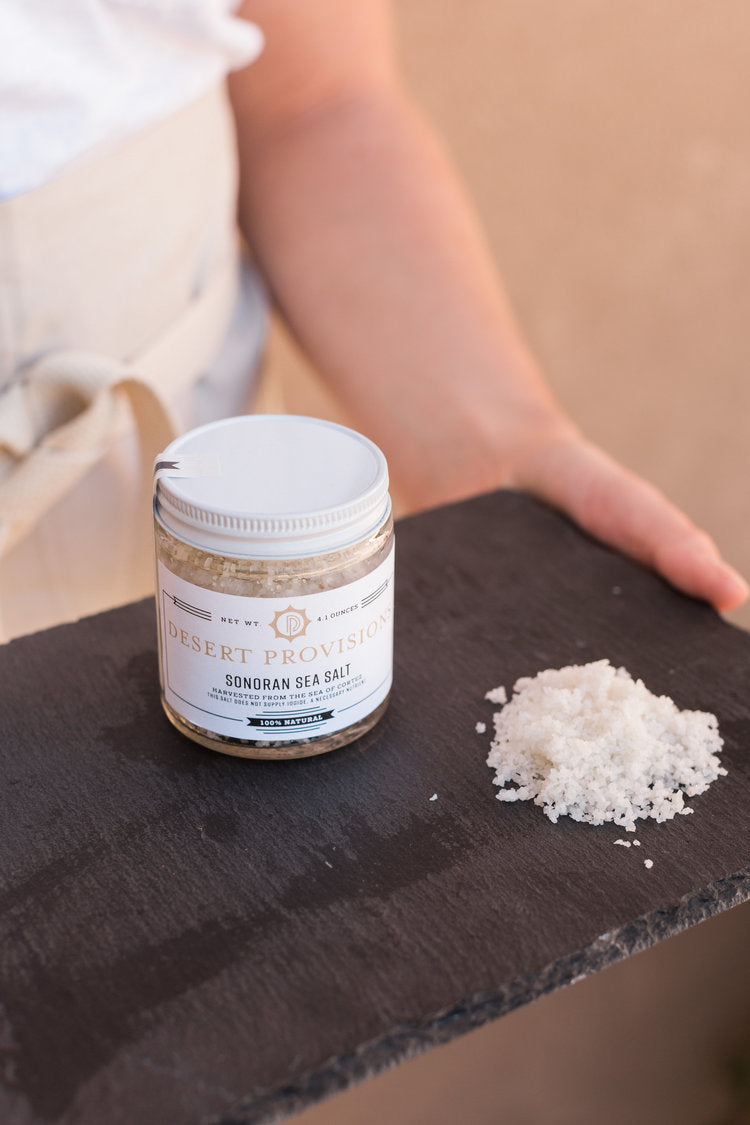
[338,671,391,713]
[361,576,391,608]
[168,593,212,622]
[169,687,244,722]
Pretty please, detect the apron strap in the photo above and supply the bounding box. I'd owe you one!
[0,241,240,560]
[0,350,176,556]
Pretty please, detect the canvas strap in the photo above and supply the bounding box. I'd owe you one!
[0,247,237,557]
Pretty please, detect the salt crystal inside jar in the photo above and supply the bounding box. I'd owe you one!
[153,415,394,759]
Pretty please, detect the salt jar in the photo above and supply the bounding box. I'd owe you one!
[153,415,394,758]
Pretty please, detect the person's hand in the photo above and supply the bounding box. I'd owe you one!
[506,421,748,613]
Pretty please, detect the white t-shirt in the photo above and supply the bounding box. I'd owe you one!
[0,0,264,199]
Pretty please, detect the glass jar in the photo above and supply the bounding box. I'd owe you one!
[153,415,394,759]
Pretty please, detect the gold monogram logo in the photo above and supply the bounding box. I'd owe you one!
[270,605,312,642]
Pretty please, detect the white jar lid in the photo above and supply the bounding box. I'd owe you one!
[154,415,391,557]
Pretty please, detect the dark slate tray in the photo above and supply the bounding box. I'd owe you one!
[1,491,748,1125]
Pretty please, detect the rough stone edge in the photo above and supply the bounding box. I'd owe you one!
[204,869,750,1125]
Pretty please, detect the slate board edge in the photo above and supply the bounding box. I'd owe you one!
[204,867,750,1125]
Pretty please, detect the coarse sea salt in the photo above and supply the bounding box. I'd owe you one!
[485,685,508,705]
[485,659,725,832]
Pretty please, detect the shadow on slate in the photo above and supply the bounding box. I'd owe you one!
[0,490,748,1125]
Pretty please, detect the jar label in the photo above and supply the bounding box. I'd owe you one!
[156,547,394,742]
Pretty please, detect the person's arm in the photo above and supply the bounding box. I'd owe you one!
[228,0,747,612]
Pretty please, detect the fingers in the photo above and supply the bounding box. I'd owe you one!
[514,432,748,613]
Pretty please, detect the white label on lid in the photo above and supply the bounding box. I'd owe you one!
[156,547,394,742]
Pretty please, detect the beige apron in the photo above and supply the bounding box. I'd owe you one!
[0,86,263,643]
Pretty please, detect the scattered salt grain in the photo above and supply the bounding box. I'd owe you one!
[632,840,641,847]
[485,685,508,705]
[644,859,654,869]
[475,721,487,734]
[429,793,438,802]
[485,659,725,832]
[614,839,631,848]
